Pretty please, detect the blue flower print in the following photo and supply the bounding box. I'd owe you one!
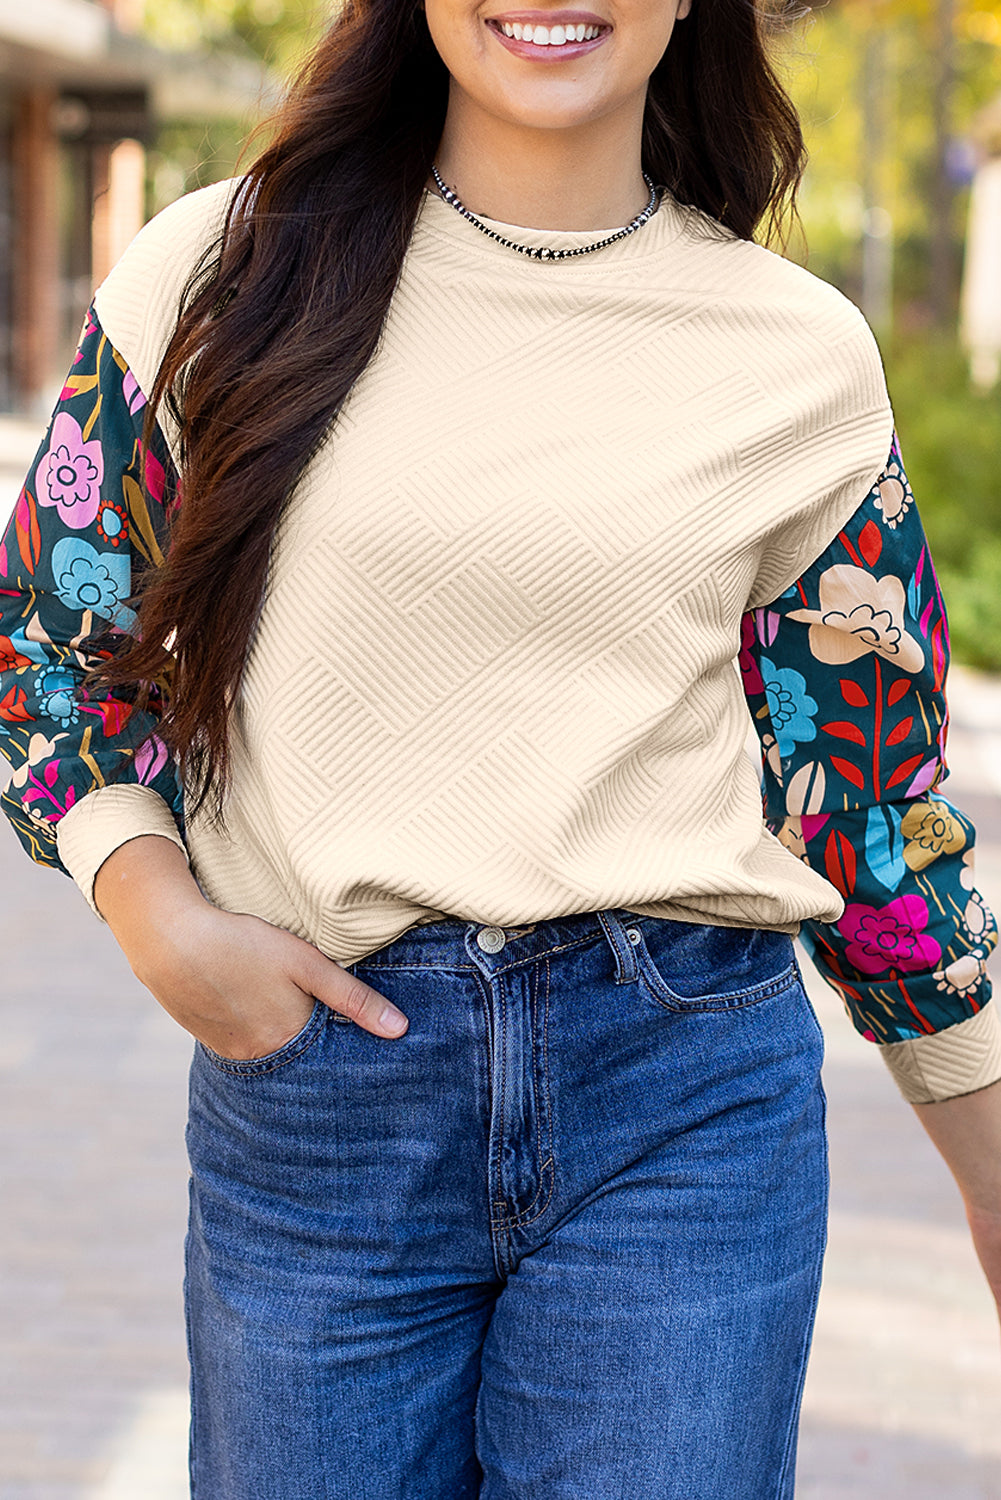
[759,656,818,758]
[50,538,136,629]
[36,665,79,727]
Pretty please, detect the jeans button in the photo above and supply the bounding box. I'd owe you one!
[476,926,507,953]
[625,927,642,944]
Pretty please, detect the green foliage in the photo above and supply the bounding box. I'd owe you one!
[779,3,1001,310]
[778,5,1001,667]
[882,336,1001,668]
[140,0,325,76]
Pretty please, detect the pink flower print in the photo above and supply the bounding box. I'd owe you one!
[37,413,103,529]
[838,895,942,975]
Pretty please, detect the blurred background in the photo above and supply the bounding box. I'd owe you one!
[1,1,1000,1496]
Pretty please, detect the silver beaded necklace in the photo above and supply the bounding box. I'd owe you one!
[429,164,661,262]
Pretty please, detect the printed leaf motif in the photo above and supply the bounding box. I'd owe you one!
[919,597,936,637]
[43,759,60,787]
[824,828,857,895]
[96,698,133,736]
[15,490,41,575]
[839,679,870,709]
[830,755,866,789]
[122,475,165,568]
[885,716,914,746]
[887,679,910,707]
[864,805,907,892]
[785,761,827,816]
[931,621,947,690]
[885,752,926,790]
[821,720,867,745]
[59,372,99,402]
[134,734,168,785]
[858,519,883,567]
[0,684,32,722]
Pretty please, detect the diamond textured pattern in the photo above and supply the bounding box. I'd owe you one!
[71,179,897,967]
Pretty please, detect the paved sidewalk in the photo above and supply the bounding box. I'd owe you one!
[1,411,1000,1495]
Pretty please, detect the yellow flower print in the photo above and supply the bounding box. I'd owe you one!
[786,565,924,673]
[900,798,967,872]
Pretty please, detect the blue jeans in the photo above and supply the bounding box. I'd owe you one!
[184,908,828,1498]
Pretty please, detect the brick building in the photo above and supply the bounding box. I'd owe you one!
[0,0,269,413]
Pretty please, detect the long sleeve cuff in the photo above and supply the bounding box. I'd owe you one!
[55,784,189,920]
[878,1002,1001,1103]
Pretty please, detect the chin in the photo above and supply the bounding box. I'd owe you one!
[486,82,611,133]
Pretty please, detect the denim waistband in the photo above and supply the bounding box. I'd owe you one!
[349,906,650,983]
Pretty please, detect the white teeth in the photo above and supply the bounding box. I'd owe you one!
[498,19,604,45]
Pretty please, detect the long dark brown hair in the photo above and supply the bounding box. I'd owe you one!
[95,0,808,817]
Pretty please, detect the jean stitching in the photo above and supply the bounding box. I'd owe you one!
[637,959,799,1013]
[503,961,546,1227]
[504,1158,555,1230]
[357,933,597,975]
[490,975,511,1262]
[198,1003,327,1076]
[508,955,556,1230]
[504,963,549,1228]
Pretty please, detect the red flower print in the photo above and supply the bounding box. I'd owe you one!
[97,501,129,548]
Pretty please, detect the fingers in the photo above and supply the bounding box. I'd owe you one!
[306,952,409,1039]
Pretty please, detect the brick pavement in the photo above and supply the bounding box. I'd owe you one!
[1,416,1000,1495]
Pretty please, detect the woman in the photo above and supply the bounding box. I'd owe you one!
[2,1,1000,1494]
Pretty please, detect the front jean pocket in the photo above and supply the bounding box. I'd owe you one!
[625,916,798,1012]
[196,998,330,1076]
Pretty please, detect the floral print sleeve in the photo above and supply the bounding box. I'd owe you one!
[0,305,184,880]
[741,433,1001,1102]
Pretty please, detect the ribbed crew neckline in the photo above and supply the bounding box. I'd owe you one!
[416,182,691,268]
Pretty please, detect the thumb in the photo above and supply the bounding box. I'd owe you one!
[300,946,409,1040]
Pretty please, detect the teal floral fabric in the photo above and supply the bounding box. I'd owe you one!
[0,307,182,864]
[0,308,996,1048]
[741,432,998,1043]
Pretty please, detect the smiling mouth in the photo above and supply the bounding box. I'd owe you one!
[485,16,611,50]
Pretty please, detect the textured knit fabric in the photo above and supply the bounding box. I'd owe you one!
[1,177,998,1104]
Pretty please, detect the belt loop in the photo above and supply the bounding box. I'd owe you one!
[597,909,639,984]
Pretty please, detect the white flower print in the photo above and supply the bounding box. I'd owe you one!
[933,950,988,997]
[872,457,914,530]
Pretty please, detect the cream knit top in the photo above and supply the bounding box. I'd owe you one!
[57,178,896,968]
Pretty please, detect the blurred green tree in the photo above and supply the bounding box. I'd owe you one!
[140,0,325,75]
